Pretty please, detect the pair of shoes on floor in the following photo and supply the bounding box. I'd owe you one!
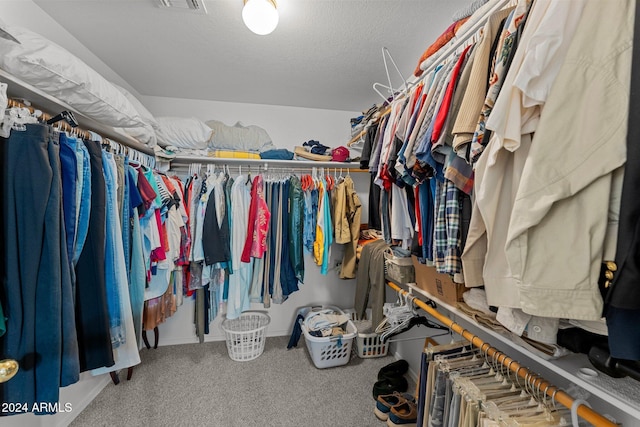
[374,392,418,426]
[373,360,410,400]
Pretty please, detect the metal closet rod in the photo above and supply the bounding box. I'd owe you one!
[7,97,156,163]
[7,97,92,140]
[386,281,617,427]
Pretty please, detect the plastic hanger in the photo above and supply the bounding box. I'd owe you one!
[372,47,409,103]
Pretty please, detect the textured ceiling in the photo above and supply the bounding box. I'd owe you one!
[34,0,470,111]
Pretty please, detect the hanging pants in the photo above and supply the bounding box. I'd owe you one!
[0,124,79,414]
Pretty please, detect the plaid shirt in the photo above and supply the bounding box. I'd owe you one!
[435,179,462,275]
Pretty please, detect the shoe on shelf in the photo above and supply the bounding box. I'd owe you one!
[374,392,415,421]
[386,400,418,427]
[372,375,409,400]
[377,359,409,380]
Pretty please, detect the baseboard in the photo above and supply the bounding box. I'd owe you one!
[155,329,291,347]
[55,375,111,427]
[394,350,419,383]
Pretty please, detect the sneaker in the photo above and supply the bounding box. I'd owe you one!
[372,375,408,400]
[374,392,415,422]
[377,359,409,380]
[386,400,418,427]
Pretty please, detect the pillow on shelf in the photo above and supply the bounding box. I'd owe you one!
[115,123,157,147]
[112,83,158,146]
[112,83,159,130]
[155,116,213,149]
[206,120,275,152]
[0,23,146,128]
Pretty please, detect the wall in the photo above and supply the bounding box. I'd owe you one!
[141,95,370,345]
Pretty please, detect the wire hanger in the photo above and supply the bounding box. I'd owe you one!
[372,47,409,103]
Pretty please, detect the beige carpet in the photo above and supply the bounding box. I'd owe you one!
[70,336,408,427]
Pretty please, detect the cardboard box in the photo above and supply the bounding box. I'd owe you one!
[411,256,467,305]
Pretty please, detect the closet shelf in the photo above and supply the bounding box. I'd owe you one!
[170,155,364,170]
[404,282,640,422]
[0,68,154,156]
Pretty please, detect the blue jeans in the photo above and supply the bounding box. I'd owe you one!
[73,141,91,265]
[127,166,145,348]
[59,132,77,263]
[121,156,131,282]
[102,151,124,347]
[381,189,391,243]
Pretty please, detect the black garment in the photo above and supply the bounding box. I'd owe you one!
[76,139,114,372]
[287,314,305,349]
[202,185,231,266]
[459,193,472,251]
[360,125,378,169]
[607,0,640,311]
[368,173,382,230]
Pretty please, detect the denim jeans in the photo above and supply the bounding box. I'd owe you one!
[48,134,80,389]
[102,151,124,347]
[73,141,91,265]
[381,188,391,243]
[121,157,131,282]
[75,139,113,371]
[58,132,77,263]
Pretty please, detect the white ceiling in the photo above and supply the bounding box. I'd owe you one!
[33,0,471,112]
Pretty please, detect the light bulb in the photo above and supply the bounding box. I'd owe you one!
[242,0,279,35]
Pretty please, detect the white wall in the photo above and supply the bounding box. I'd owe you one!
[141,95,357,152]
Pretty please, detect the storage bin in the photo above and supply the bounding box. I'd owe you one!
[299,305,357,369]
[221,311,270,362]
[344,308,389,359]
[384,250,415,284]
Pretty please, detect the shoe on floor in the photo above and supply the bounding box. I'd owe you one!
[377,359,409,380]
[386,400,417,427]
[372,375,408,400]
[374,392,415,421]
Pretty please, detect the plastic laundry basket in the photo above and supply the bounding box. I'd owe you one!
[221,311,270,362]
[299,306,357,369]
[344,308,389,359]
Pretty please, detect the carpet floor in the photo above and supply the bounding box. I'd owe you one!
[70,336,409,427]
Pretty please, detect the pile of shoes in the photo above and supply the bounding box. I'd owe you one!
[373,360,418,426]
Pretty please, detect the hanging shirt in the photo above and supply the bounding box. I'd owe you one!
[241,175,270,262]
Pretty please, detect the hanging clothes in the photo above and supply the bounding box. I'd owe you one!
[1,124,80,414]
[226,174,253,319]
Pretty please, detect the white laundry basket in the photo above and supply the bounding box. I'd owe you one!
[299,306,357,369]
[221,311,270,362]
[344,308,389,359]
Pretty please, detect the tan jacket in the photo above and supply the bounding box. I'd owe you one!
[505,0,633,320]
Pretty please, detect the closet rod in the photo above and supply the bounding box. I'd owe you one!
[6,97,155,162]
[386,281,617,427]
[405,0,513,93]
[350,0,513,143]
[7,98,92,140]
[170,155,367,171]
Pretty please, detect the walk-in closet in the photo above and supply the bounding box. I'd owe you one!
[1,0,640,426]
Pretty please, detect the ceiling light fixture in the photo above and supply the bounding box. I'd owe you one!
[242,0,279,35]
